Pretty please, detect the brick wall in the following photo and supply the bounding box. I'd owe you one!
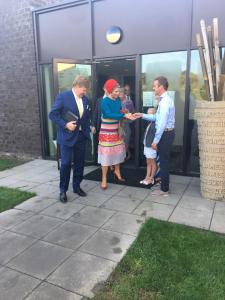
[0,0,72,158]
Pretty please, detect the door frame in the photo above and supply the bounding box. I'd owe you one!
[51,58,95,164]
[93,55,141,168]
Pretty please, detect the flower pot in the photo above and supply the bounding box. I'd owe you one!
[195,101,225,200]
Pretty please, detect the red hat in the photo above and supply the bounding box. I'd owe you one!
[104,79,119,94]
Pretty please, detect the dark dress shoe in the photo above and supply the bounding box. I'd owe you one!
[73,187,87,197]
[59,192,67,203]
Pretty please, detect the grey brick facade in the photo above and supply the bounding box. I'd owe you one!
[0,0,70,158]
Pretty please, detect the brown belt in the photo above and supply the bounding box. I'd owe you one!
[164,128,174,132]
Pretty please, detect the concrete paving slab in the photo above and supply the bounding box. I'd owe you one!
[133,201,174,221]
[15,196,56,213]
[28,183,59,196]
[146,192,181,206]
[14,180,40,191]
[11,172,54,183]
[0,209,34,230]
[101,195,142,213]
[210,211,225,234]
[70,206,115,227]
[169,206,212,229]
[214,201,225,214]
[183,185,203,198]
[40,202,85,220]
[0,169,17,179]
[56,190,80,202]
[170,174,192,185]
[47,251,116,298]
[177,196,215,213]
[91,183,125,195]
[79,229,135,262]
[169,182,188,196]
[26,282,82,300]
[0,266,40,300]
[24,159,56,167]
[66,179,98,193]
[47,178,59,187]
[83,166,99,175]
[116,186,150,200]
[190,177,200,186]
[80,179,99,191]
[102,212,145,236]
[43,221,97,250]
[0,177,22,188]
[73,192,112,207]
[7,240,73,280]
[0,231,36,265]
[12,214,63,238]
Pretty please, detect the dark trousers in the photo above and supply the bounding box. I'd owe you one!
[158,130,175,192]
[60,132,86,193]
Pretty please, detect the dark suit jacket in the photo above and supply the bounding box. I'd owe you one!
[92,97,103,133]
[49,90,91,147]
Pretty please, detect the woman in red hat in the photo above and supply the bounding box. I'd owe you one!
[98,79,134,190]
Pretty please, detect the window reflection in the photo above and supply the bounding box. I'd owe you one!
[141,51,187,172]
[57,63,92,98]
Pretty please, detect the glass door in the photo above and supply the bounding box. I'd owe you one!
[140,51,188,173]
[50,58,94,163]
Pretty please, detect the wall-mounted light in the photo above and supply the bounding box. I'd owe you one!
[106,26,122,44]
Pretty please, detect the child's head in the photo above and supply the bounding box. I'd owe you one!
[147,106,156,114]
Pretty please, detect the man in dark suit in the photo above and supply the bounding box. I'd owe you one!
[49,75,91,203]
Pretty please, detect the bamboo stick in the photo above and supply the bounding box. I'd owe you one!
[196,33,211,101]
[212,18,221,93]
[217,55,225,100]
[200,19,215,101]
[207,25,217,99]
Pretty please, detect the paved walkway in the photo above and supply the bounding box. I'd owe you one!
[0,159,224,299]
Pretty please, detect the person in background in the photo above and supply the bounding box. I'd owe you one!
[98,79,134,190]
[49,75,91,203]
[120,87,135,160]
[140,106,157,185]
[124,84,135,103]
[134,76,175,196]
[92,88,107,135]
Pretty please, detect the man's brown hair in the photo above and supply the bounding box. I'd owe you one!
[154,76,169,90]
[72,75,89,89]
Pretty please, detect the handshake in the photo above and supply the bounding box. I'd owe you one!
[124,113,143,120]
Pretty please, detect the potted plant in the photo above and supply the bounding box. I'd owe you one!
[195,18,225,200]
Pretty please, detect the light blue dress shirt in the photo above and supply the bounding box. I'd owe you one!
[142,92,175,144]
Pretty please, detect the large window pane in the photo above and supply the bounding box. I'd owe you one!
[141,51,187,172]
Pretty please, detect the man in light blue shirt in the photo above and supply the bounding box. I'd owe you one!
[134,76,175,196]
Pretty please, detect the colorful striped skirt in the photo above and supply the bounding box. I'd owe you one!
[98,118,126,166]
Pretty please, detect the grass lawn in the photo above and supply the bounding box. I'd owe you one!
[0,187,35,213]
[93,218,225,300]
[0,157,27,171]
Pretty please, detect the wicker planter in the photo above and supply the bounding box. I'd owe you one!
[195,101,225,200]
